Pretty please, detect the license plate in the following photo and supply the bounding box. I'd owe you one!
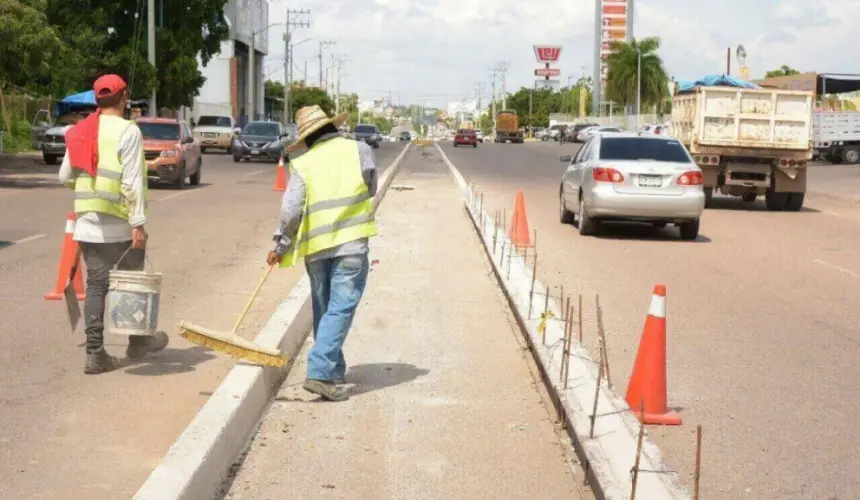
[251,149,260,154]
[638,175,662,187]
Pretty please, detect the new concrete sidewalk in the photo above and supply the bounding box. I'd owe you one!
[221,148,589,500]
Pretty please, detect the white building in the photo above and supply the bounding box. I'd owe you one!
[447,99,478,122]
[192,0,269,126]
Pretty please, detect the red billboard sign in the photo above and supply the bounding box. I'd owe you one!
[533,45,563,63]
[535,68,561,77]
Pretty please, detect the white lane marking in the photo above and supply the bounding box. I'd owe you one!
[813,258,860,278]
[242,168,267,177]
[13,233,46,245]
[822,210,845,218]
[156,190,198,202]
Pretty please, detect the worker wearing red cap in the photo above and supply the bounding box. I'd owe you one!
[59,74,168,374]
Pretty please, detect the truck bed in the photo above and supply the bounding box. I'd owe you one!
[672,87,813,157]
[812,111,860,145]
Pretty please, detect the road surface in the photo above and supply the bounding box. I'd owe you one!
[440,140,860,500]
[0,143,403,499]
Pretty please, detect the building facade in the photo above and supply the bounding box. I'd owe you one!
[192,0,269,126]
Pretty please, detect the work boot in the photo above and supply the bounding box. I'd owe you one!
[303,379,349,401]
[84,349,119,375]
[126,331,170,360]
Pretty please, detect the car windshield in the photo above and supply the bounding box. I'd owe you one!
[355,125,377,133]
[599,137,691,163]
[197,116,232,127]
[457,129,474,135]
[138,122,180,140]
[243,123,279,136]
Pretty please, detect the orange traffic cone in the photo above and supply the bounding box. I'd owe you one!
[624,284,682,425]
[273,156,287,192]
[45,212,85,301]
[508,190,532,247]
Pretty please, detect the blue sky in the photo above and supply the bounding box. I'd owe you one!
[264,0,859,108]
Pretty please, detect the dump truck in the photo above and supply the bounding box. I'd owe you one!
[812,111,860,164]
[494,110,524,143]
[671,83,814,211]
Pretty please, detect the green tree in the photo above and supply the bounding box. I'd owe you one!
[605,37,670,111]
[338,93,359,114]
[765,65,801,78]
[0,0,64,90]
[290,85,334,115]
[264,80,284,116]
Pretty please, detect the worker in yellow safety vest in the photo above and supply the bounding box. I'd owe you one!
[266,105,378,401]
[59,74,168,374]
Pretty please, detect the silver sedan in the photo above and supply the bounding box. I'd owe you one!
[558,133,706,240]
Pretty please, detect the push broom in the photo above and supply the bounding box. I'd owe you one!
[179,264,288,367]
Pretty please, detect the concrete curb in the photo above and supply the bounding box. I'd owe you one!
[134,143,411,500]
[435,143,691,500]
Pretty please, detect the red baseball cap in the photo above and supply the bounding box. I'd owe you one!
[93,74,127,98]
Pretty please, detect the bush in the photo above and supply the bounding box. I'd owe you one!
[0,120,32,153]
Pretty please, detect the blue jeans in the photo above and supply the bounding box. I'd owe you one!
[305,253,370,381]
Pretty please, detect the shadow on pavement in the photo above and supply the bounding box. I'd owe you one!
[122,345,218,376]
[346,362,430,397]
[706,195,821,213]
[585,222,713,243]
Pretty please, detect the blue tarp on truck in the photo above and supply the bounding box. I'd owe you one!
[676,74,761,93]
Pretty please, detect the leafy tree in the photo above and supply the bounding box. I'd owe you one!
[765,65,801,78]
[264,79,284,115]
[605,37,670,111]
[0,0,64,90]
[289,85,334,115]
[338,93,359,114]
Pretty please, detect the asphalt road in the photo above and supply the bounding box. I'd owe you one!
[439,140,860,499]
[0,142,405,499]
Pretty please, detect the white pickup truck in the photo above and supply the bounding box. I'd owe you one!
[671,86,814,211]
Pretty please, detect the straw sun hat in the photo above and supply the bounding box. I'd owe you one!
[287,105,349,152]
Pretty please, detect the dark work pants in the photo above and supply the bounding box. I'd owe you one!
[79,241,145,353]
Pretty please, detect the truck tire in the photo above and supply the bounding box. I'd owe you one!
[842,146,859,164]
[784,193,805,211]
[742,193,757,202]
[703,187,714,208]
[765,190,788,211]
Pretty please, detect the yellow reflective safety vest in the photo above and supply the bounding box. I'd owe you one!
[280,136,378,267]
[73,115,147,219]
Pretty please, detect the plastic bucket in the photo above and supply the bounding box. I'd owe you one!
[107,269,162,336]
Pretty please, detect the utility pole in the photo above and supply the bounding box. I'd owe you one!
[333,55,347,113]
[147,0,156,116]
[318,41,335,91]
[490,68,498,136]
[496,62,509,109]
[283,9,310,124]
[303,60,308,86]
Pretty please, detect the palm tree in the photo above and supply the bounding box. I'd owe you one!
[605,37,670,111]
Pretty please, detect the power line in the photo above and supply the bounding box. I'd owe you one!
[283,8,310,123]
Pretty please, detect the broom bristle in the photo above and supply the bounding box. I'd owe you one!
[178,323,288,368]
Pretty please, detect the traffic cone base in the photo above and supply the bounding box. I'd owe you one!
[273,157,287,192]
[508,190,532,247]
[45,212,86,301]
[624,284,681,426]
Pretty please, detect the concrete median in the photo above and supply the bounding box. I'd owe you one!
[133,142,410,500]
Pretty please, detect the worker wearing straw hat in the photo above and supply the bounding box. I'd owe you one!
[266,105,378,401]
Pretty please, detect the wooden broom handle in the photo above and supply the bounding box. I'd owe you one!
[230,264,275,335]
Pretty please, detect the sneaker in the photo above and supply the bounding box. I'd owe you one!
[84,349,119,375]
[126,331,170,360]
[303,379,349,401]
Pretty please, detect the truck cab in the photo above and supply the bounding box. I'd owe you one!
[494,110,524,144]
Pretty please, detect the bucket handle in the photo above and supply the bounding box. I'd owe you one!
[114,246,155,272]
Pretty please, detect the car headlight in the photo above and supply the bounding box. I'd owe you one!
[263,141,278,149]
[160,150,178,157]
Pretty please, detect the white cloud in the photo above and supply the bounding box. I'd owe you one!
[265,0,860,108]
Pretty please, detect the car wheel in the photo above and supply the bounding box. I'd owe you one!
[201,147,207,154]
[559,190,574,224]
[578,197,597,235]
[472,143,477,148]
[227,146,233,154]
[742,193,757,202]
[233,154,241,163]
[784,192,805,211]
[190,160,202,186]
[652,222,668,228]
[453,143,457,147]
[679,219,700,240]
[43,155,57,165]
[703,187,714,208]
[174,164,187,190]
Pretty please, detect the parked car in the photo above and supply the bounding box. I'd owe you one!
[232,121,289,162]
[558,133,705,240]
[453,129,478,148]
[39,111,92,165]
[546,124,566,141]
[638,124,671,136]
[577,125,621,142]
[353,124,381,148]
[398,130,412,141]
[193,115,240,154]
[568,123,599,142]
[137,118,202,189]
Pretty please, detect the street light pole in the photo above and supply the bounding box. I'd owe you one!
[247,22,283,123]
[283,9,310,124]
[147,0,156,116]
[318,41,335,90]
[636,49,642,130]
